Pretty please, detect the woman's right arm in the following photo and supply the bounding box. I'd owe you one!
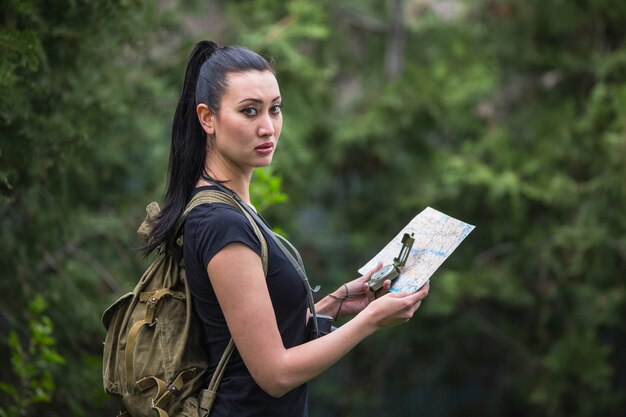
[208,242,429,398]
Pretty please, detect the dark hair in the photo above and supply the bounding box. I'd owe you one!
[144,40,274,253]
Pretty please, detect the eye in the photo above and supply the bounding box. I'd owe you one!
[241,107,258,116]
[270,104,283,114]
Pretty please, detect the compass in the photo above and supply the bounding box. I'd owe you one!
[367,232,415,292]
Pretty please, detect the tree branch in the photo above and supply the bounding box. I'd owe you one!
[328,4,387,33]
[385,0,406,79]
[37,232,121,293]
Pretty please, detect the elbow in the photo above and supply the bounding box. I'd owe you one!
[258,376,292,398]
[252,370,293,398]
[263,385,289,399]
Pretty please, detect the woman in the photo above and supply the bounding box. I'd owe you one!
[146,40,429,416]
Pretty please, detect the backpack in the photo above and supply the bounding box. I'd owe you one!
[102,190,268,417]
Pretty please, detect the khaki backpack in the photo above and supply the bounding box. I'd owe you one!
[102,190,268,417]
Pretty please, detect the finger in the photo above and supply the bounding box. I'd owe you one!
[362,282,369,294]
[417,282,430,297]
[364,262,383,279]
[410,285,429,302]
[364,278,387,301]
[387,286,428,300]
[410,300,423,314]
[385,290,413,298]
[363,282,376,301]
[392,292,425,317]
[355,262,384,286]
[372,279,391,299]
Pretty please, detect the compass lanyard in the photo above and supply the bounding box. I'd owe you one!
[199,175,321,335]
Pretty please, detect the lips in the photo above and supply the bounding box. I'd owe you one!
[255,142,274,154]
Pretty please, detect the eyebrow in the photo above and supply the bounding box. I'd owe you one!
[237,96,281,104]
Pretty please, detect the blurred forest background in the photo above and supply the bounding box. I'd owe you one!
[1,0,625,416]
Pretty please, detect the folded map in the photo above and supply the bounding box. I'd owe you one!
[358,207,475,292]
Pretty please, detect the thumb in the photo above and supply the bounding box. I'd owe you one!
[364,262,383,278]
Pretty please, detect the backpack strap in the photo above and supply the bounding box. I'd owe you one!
[179,189,269,414]
[136,367,197,417]
[177,190,268,275]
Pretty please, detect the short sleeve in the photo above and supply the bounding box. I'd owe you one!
[185,203,263,270]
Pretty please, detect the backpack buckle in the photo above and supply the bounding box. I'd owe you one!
[167,384,180,397]
[145,301,158,325]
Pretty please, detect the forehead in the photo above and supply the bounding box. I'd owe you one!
[222,70,280,102]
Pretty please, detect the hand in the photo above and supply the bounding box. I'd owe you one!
[330,263,392,318]
[365,282,430,329]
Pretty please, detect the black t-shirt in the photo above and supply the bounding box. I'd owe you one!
[183,186,309,417]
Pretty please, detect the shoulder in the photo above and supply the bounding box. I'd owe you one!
[184,201,262,260]
[186,201,243,220]
[185,187,247,225]
[185,202,252,235]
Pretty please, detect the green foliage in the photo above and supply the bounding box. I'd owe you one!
[0,295,65,417]
[226,0,625,415]
[0,0,183,415]
[251,167,288,213]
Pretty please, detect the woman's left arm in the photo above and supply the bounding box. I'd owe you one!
[315,263,390,319]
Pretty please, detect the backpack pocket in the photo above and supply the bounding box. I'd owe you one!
[102,292,134,395]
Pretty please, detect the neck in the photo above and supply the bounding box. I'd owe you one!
[200,160,253,204]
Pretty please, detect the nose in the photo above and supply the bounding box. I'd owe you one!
[257,113,276,138]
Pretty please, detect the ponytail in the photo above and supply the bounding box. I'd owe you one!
[143,41,219,254]
[144,40,273,254]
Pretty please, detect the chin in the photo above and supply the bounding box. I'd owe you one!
[255,156,275,167]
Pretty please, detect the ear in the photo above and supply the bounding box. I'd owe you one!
[196,104,215,136]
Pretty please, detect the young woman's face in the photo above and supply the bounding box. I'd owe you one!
[205,70,282,173]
